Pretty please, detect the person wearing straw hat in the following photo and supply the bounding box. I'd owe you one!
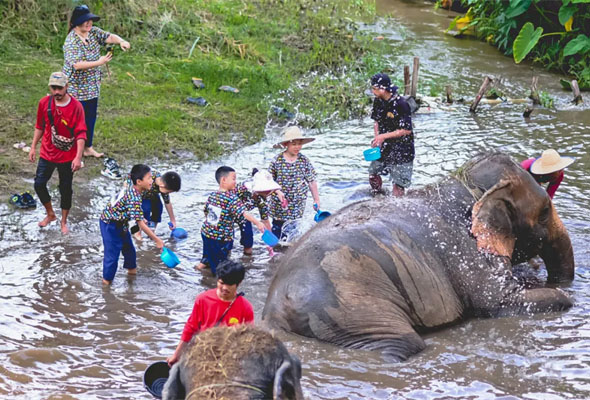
[268,126,321,240]
[236,168,286,255]
[368,73,414,197]
[521,149,575,199]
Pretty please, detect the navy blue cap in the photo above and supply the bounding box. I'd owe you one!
[71,5,100,27]
[371,73,398,94]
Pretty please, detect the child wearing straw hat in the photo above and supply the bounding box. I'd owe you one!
[235,169,286,255]
[521,149,575,199]
[268,126,321,239]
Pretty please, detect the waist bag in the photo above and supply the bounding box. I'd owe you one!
[47,98,75,152]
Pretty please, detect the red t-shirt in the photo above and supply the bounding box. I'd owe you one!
[35,95,87,163]
[180,288,254,342]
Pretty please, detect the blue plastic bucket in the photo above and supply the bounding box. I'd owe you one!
[314,210,331,223]
[143,361,170,399]
[363,147,381,161]
[262,230,279,247]
[160,247,180,268]
[170,227,188,240]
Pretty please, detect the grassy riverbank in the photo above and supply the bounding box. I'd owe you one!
[0,0,386,190]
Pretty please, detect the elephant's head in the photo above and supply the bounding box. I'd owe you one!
[163,324,304,400]
[466,153,574,283]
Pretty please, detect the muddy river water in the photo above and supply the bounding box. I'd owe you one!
[1,1,589,399]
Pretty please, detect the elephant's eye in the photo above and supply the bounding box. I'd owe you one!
[539,206,550,224]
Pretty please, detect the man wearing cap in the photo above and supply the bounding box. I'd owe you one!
[63,4,131,158]
[521,149,575,199]
[368,72,415,197]
[28,72,87,234]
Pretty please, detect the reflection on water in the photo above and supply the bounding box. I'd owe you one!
[1,1,590,398]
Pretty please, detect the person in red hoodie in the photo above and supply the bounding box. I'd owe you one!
[29,72,86,234]
[167,260,254,366]
[520,149,574,200]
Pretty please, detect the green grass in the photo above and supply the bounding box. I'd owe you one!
[0,0,388,190]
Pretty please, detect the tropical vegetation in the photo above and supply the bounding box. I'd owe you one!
[445,0,590,90]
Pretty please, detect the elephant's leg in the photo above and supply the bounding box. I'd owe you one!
[500,287,573,315]
[467,259,573,317]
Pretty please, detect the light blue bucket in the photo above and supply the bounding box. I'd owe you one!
[160,247,180,268]
[314,210,331,223]
[262,230,279,247]
[363,147,381,161]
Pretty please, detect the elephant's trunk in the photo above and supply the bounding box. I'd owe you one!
[541,208,575,284]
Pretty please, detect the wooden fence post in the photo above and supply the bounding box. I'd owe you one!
[404,66,410,96]
[446,85,453,103]
[529,76,540,105]
[410,57,419,97]
[572,80,583,105]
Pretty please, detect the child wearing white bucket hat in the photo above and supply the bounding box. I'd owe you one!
[521,149,575,199]
[235,169,286,255]
[268,126,321,240]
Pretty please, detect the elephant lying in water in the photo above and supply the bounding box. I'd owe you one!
[163,325,304,399]
[262,152,574,361]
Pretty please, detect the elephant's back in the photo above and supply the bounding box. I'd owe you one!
[264,196,465,337]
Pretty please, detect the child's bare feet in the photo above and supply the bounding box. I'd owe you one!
[127,268,137,275]
[102,279,112,285]
[39,214,57,227]
[196,263,209,270]
[61,223,69,235]
[243,247,253,256]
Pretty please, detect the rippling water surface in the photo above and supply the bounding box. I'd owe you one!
[1,1,589,399]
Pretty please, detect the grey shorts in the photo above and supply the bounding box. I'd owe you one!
[368,160,413,188]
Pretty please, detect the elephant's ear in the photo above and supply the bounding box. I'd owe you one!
[471,179,517,258]
[273,358,301,400]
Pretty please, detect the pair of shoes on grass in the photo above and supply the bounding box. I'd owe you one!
[9,192,36,209]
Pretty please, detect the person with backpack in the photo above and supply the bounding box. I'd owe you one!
[28,72,87,235]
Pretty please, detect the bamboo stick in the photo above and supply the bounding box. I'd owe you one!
[404,66,410,96]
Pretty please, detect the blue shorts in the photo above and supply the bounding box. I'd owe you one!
[201,234,233,275]
[100,220,137,281]
[142,196,163,224]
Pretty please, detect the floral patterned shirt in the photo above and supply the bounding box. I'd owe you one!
[63,26,110,101]
[125,171,171,204]
[100,184,143,225]
[268,153,316,220]
[232,183,269,221]
[201,191,247,242]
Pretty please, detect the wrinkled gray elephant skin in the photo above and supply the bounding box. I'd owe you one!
[262,153,574,361]
[163,325,304,400]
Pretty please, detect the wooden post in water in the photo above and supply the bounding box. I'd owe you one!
[523,106,534,118]
[404,66,410,96]
[529,76,540,105]
[572,80,583,105]
[445,85,453,103]
[410,57,420,97]
[469,76,493,113]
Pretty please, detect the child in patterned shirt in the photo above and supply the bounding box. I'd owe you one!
[131,171,182,240]
[197,166,266,274]
[268,126,321,239]
[100,164,164,284]
[235,168,286,255]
